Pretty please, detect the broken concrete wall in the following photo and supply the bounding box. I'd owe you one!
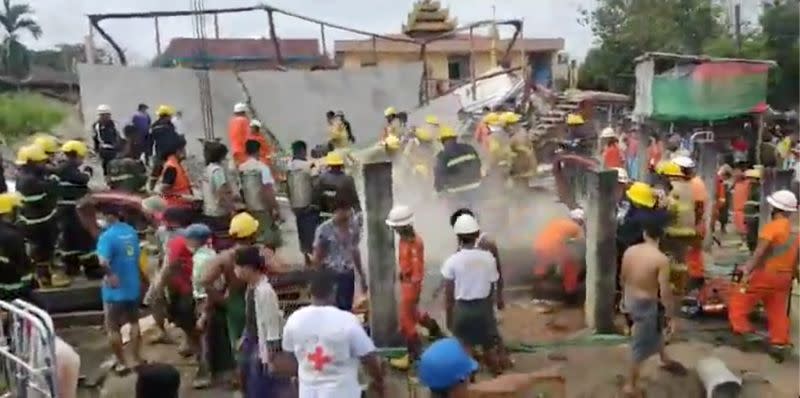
[78,63,424,156]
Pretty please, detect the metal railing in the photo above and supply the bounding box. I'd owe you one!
[0,299,58,398]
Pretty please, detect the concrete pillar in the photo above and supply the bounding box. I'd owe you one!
[636,127,650,182]
[584,169,618,333]
[759,167,776,222]
[362,161,401,347]
[697,143,718,244]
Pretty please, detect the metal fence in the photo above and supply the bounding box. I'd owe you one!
[0,300,57,398]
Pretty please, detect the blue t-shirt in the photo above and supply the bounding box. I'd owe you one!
[97,222,142,303]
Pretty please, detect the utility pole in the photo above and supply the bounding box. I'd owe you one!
[734,4,742,55]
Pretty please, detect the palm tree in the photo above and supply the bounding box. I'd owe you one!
[0,0,41,79]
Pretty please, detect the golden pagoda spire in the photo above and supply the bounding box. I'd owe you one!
[403,0,457,39]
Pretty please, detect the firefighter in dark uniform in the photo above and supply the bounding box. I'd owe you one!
[15,144,69,287]
[434,125,482,213]
[311,151,361,222]
[56,140,102,279]
[0,192,34,301]
[107,125,148,193]
[92,104,120,176]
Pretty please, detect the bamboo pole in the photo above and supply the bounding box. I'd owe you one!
[154,17,162,58]
[320,24,328,64]
[267,10,284,66]
[469,27,476,100]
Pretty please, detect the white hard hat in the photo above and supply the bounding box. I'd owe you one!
[96,104,111,114]
[250,119,262,128]
[673,148,691,158]
[569,208,585,221]
[600,127,617,139]
[767,190,798,212]
[453,214,480,235]
[385,205,413,227]
[233,102,248,113]
[672,155,696,169]
[613,167,629,184]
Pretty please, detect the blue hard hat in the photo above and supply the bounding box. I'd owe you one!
[417,338,478,390]
[183,223,212,241]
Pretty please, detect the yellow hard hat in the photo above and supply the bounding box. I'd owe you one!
[744,168,762,179]
[415,127,432,142]
[384,107,397,117]
[425,115,439,125]
[439,126,457,139]
[61,140,89,157]
[383,134,401,150]
[32,135,58,154]
[482,112,501,126]
[15,144,48,165]
[566,114,585,126]
[500,112,522,125]
[626,182,656,208]
[156,104,174,117]
[0,192,22,214]
[229,212,260,239]
[325,151,345,166]
[657,161,683,177]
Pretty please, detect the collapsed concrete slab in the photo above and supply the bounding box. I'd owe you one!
[78,63,424,155]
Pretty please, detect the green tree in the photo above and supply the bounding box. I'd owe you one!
[0,0,41,79]
[760,0,798,109]
[578,0,725,93]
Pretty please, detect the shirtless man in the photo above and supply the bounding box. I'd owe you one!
[620,220,685,397]
[200,212,280,389]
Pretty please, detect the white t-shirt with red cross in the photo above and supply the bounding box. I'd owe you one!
[282,304,375,398]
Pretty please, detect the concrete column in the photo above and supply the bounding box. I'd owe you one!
[584,169,618,333]
[759,168,776,222]
[697,143,718,244]
[636,126,650,181]
[362,161,401,347]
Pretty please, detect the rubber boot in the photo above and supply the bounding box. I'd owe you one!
[35,263,52,289]
[50,266,72,288]
[768,345,790,363]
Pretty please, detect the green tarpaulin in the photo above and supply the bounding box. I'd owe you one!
[648,62,769,121]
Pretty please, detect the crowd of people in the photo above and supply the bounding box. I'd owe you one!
[0,96,797,398]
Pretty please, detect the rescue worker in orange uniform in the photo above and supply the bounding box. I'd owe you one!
[600,127,624,169]
[728,189,798,360]
[158,136,194,208]
[673,155,708,290]
[385,205,442,370]
[474,112,499,152]
[228,102,250,165]
[246,119,272,165]
[532,208,586,300]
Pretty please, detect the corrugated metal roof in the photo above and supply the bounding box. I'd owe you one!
[335,34,564,53]
[162,37,322,60]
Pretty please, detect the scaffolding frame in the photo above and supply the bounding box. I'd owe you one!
[85,3,525,106]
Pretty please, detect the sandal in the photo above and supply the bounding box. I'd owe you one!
[112,362,132,376]
[660,360,688,376]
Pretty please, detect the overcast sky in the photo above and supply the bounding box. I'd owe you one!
[24,0,598,64]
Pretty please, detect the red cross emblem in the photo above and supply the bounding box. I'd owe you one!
[307,346,332,371]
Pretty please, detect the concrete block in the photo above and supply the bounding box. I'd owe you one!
[584,170,618,333]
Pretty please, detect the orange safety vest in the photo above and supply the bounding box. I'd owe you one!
[229,116,250,165]
[160,155,192,207]
[761,218,800,275]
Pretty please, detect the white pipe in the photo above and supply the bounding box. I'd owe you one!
[696,357,741,398]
